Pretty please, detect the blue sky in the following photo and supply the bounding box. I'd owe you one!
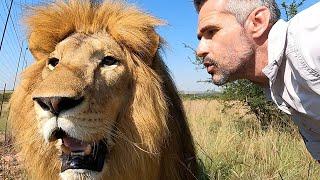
[0,0,318,91]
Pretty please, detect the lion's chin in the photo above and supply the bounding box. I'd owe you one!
[60,169,102,180]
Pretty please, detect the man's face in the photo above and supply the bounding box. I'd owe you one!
[196,0,254,85]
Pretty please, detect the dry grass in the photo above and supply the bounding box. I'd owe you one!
[0,103,9,132]
[0,102,25,179]
[0,99,319,179]
[185,99,320,179]
[0,133,25,180]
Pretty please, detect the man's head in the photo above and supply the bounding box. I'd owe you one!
[195,0,280,85]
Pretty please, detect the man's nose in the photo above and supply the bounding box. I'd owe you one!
[196,39,208,58]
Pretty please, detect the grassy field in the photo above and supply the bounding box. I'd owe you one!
[0,99,319,179]
[185,99,320,179]
[0,103,9,132]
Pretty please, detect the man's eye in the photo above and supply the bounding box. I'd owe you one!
[206,29,217,36]
[208,30,215,35]
[100,56,119,66]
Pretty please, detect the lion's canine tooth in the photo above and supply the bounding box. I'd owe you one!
[61,144,71,155]
[84,145,92,155]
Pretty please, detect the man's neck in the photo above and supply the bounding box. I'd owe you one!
[247,37,269,87]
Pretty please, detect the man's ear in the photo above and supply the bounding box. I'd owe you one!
[244,6,271,39]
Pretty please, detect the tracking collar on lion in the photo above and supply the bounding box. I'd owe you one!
[9,0,198,179]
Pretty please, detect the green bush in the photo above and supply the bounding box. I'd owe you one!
[221,80,293,131]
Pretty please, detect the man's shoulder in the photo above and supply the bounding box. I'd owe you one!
[285,2,320,81]
[288,2,320,31]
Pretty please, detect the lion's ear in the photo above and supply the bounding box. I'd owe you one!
[29,48,49,62]
[28,32,51,61]
[104,6,164,66]
[146,31,160,66]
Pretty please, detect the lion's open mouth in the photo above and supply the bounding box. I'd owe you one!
[53,129,109,172]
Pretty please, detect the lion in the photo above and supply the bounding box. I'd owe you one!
[8,0,198,179]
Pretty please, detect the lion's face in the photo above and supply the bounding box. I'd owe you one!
[8,1,193,179]
[31,32,131,177]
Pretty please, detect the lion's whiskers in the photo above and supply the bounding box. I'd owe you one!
[100,123,161,156]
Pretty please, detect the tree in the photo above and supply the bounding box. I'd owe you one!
[281,0,306,20]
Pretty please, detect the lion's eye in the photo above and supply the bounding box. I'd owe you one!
[48,58,60,71]
[101,56,119,67]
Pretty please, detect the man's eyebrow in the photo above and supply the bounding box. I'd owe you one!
[197,25,221,40]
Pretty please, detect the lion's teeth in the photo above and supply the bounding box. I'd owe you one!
[71,152,85,156]
[61,144,71,155]
[84,145,92,155]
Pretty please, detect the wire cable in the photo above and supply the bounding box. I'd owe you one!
[0,0,14,52]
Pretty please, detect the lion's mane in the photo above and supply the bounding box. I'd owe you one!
[9,1,198,179]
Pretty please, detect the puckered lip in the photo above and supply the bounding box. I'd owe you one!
[203,59,216,75]
[52,129,109,172]
[206,65,216,75]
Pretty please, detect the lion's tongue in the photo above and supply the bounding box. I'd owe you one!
[63,137,89,152]
[60,139,109,172]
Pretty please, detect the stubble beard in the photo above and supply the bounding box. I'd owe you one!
[211,67,230,86]
[209,31,254,86]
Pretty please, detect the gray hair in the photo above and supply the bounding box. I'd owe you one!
[194,0,280,25]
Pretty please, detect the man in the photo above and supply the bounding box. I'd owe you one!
[194,0,320,161]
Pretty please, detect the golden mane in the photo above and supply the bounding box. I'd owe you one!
[9,1,198,179]
[26,0,161,63]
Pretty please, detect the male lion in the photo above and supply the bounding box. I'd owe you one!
[9,1,198,179]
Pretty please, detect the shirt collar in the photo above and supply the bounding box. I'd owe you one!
[262,19,288,83]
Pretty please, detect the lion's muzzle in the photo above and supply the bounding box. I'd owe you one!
[33,96,84,116]
[32,93,111,173]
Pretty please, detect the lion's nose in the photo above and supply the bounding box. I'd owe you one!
[33,96,84,115]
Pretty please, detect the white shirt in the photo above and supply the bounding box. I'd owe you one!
[263,2,320,160]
